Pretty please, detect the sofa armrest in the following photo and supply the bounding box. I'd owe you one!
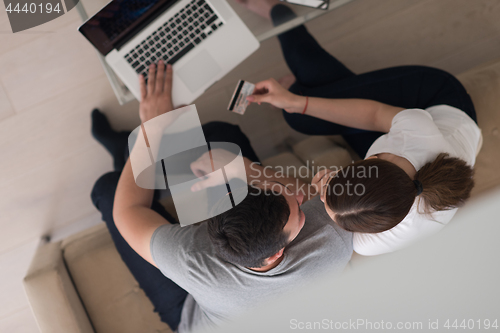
[23,240,95,333]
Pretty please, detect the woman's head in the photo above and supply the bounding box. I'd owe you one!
[319,153,474,233]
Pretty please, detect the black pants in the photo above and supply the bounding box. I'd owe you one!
[91,122,259,330]
[271,4,477,158]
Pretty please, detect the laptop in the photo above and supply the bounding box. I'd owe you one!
[79,0,259,105]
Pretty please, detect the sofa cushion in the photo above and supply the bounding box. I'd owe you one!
[292,137,353,178]
[62,224,171,333]
[327,135,362,161]
[457,57,500,195]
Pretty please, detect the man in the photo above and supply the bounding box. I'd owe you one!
[91,60,352,333]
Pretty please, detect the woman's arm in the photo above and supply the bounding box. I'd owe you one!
[248,78,405,133]
[294,96,404,133]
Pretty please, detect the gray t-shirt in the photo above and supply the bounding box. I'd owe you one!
[151,196,353,333]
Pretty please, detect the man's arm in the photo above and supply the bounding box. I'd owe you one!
[190,151,315,201]
[247,78,405,133]
[113,61,174,267]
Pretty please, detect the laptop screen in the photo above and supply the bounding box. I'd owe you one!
[79,0,175,56]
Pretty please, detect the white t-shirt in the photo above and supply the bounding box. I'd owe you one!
[354,105,482,256]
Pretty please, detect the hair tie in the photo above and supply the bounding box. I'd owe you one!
[413,180,423,196]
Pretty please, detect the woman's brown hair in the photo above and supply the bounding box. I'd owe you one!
[325,153,474,233]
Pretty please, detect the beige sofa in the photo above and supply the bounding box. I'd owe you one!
[23,58,500,333]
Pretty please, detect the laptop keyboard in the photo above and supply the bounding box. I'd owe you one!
[124,0,224,81]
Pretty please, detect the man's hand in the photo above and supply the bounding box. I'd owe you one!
[246,78,307,113]
[310,168,338,202]
[139,60,174,123]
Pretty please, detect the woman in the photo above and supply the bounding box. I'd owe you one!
[246,3,482,255]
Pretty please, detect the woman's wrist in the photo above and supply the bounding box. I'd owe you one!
[285,95,308,114]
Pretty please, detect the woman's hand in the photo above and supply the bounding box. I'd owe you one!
[247,78,307,113]
[139,61,174,123]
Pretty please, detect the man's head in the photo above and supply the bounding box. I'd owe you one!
[207,182,305,268]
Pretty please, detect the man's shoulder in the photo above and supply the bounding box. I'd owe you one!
[150,222,215,272]
[287,196,353,267]
[299,196,353,247]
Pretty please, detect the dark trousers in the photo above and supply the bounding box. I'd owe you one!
[91,122,259,331]
[271,4,477,158]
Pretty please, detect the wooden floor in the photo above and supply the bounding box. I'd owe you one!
[1,0,500,331]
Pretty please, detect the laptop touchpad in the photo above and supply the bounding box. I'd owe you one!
[177,50,222,93]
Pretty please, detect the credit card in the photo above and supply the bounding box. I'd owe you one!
[227,80,255,115]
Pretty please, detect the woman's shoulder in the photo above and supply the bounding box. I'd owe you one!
[425,105,482,165]
[392,105,477,131]
[391,108,434,125]
[367,105,481,167]
[365,108,448,168]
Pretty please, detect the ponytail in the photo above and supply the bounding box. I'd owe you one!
[414,153,474,214]
[325,153,474,234]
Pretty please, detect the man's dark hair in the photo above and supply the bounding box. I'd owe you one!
[207,185,291,268]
